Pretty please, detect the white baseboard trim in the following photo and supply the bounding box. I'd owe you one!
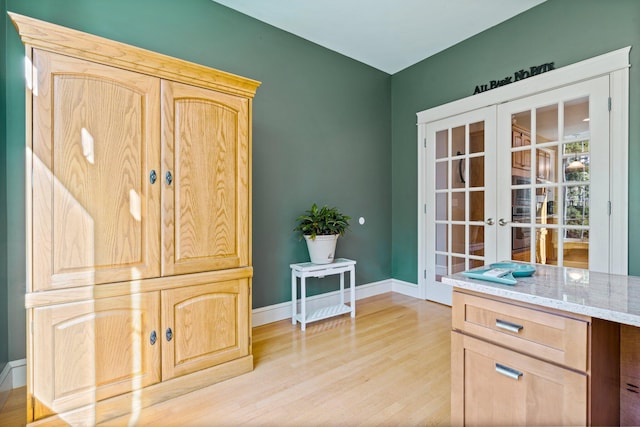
[0,358,26,394]
[252,279,394,327]
[390,278,419,298]
[1,283,422,391]
[11,359,26,388]
[0,363,11,406]
[252,278,423,327]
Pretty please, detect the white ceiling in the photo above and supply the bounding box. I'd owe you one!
[212,0,547,74]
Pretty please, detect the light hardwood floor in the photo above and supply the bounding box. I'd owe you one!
[0,386,27,427]
[0,292,452,426]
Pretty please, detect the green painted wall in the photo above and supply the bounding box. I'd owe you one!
[391,0,640,283]
[5,8,26,363]
[3,0,392,360]
[4,0,638,366]
[0,0,8,374]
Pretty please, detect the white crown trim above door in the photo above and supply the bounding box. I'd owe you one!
[417,47,630,125]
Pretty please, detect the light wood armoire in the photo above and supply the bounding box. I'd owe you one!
[9,12,260,425]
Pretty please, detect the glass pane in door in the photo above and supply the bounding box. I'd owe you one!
[539,228,559,266]
[511,226,531,262]
[469,191,484,221]
[511,186,531,223]
[535,186,558,265]
[435,193,448,221]
[451,192,465,221]
[469,157,484,187]
[436,130,448,159]
[452,126,465,156]
[469,225,484,256]
[537,104,558,142]
[470,122,485,153]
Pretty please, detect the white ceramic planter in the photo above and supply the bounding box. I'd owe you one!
[304,234,339,264]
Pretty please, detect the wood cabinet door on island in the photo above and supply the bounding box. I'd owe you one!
[621,325,640,425]
[452,332,587,426]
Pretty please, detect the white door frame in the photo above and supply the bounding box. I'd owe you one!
[417,47,629,302]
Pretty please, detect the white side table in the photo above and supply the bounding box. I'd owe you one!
[290,258,356,331]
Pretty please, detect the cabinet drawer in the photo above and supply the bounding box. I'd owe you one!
[452,291,588,371]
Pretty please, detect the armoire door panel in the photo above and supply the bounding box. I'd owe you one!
[32,292,161,419]
[161,279,249,380]
[161,80,250,276]
[31,50,161,291]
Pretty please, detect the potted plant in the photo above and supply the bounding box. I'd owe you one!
[294,203,351,264]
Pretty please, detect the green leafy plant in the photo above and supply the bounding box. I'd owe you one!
[294,203,351,240]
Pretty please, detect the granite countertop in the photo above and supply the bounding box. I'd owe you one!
[443,263,640,327]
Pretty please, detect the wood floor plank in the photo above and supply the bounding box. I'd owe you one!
[0,386,27,427]
[0,292,452,426]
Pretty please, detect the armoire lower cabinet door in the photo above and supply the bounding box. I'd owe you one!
[452,332,587,426]
[31,292,161,420]
[161,278,250,380]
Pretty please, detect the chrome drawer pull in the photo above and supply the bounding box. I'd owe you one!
[495,363,523,380]
[496,319,523,333]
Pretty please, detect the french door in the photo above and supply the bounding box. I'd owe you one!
[496,76,610,272]
[422,76,610,305]
[423,107,496,305]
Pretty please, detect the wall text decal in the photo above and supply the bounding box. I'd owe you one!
[473,62,555,95]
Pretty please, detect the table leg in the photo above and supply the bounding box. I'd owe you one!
[291,270,297,325]
[301,275,307,331]
[340,272,345,305]
[350,266,356,317]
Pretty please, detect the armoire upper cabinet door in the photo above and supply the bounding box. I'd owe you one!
[31,50,162,291]
[161,80,250,276]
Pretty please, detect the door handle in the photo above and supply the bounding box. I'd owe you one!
[495,363,523,380]
[486,218,495,226]
[498,218,509,226]
[457,151,465,184]
[496,319,523,333]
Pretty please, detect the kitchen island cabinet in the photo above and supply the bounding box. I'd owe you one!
[444,264,640,426]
